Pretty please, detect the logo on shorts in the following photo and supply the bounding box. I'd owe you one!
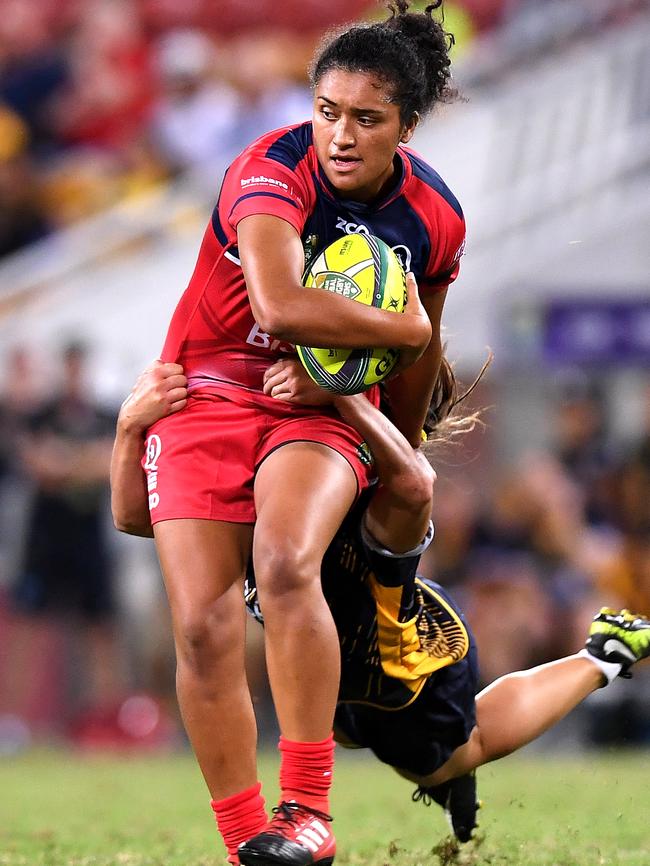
[144,434,162,509]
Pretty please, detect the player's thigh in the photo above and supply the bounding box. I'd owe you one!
[154,518,253,637]
[253,441,358,579]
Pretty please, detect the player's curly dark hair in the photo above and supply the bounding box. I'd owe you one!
[422,350,492,449]
[309,1,456,124]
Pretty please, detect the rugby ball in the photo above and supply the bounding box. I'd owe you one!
[296,234,406,395]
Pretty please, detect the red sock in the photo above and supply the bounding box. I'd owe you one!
[278,734,335,814]
[211,782,267,864]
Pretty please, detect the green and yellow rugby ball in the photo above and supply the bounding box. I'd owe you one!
[296,233,406,395]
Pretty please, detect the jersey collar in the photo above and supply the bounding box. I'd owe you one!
[313,146,411,213]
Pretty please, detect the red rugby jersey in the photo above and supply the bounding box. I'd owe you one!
[162,121,465,404]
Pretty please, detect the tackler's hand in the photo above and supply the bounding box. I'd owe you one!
[119,360,188,435]
[263,357,334,406]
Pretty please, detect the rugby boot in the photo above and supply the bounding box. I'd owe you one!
[238,801,335,866]
[412,771,480,843]
[585,608,650,678]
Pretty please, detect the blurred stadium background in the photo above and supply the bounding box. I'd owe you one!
[0,0,649,760]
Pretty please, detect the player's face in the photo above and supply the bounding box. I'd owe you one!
[312,69,417,202]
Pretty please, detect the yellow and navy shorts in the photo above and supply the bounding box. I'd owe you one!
[333,578,479,778]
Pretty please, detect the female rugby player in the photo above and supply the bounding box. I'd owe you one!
[112,360,650,863]
[141,3,464,863]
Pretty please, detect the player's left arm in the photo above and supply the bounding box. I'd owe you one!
[383,289,446,448]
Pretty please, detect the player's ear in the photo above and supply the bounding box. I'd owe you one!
[400,112,419,144]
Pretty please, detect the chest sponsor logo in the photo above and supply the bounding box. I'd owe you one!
[144,434,162,509]
[246,322,295,353]
[334,219,413,272]
[336,216,370,235]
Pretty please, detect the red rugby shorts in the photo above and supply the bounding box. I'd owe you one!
[142,392,375,524]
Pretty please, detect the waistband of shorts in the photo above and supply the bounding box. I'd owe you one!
[187,380,342,417]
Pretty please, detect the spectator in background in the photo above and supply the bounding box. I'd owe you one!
[150,29,240,176]
[552,375,617,526]
[6,341,124,744]
[596,386,650,617]
[455,0,514,31]
[0,105,51,257]
[420,479,478,588]
[52,0,154,152]
[0,0,69,156]
[456,470,558,684]
[597,530,650,619]
[38,0,164,228]
[0,346,46,586]
[226,30,314,152]
[428,452,605,686]
[615,384,650,533]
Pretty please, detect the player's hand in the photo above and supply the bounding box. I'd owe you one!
[263,358,333,405]
[393,272,431,375]
[118,360,188,435]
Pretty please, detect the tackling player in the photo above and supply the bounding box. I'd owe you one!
[111,360,650,864]
[143,3,466,863]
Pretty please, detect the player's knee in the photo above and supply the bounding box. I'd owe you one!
[174,603,237,676]
[254,543,319,600]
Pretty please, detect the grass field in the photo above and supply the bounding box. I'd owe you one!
[1,749,648,866]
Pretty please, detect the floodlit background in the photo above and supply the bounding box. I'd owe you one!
[0,0,649,757]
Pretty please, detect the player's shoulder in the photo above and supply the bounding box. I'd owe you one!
[232,121,314,173]
[401,145,464,222]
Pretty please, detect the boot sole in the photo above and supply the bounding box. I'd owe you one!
[239,852,334,866]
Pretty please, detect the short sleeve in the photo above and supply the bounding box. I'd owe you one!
[221,153,310,237]
[421,223,466,296]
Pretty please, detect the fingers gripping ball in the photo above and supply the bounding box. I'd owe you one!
[296,234,407,395]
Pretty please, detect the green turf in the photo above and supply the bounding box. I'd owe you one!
[1,749,648,866]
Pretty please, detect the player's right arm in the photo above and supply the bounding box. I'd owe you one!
[110,361,187,537]
[237,216,431,362]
